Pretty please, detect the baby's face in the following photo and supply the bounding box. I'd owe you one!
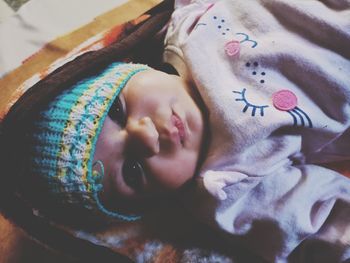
[93,69,205,203]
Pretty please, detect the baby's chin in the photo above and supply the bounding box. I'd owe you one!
[98,186,176,215]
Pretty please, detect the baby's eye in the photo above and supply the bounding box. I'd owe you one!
[108,96,127,127]
[122,159,144,191]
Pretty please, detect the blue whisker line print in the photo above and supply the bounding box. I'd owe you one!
[233,89,269,117]
[287,111,298,127]
[194,23,207,30]
[292,109,305,126]
[287,107,313,128]
[236,33,258,48]
[296,107,313,128]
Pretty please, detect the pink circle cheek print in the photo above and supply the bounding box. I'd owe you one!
[272,90,298,111]
[225,40,240,58]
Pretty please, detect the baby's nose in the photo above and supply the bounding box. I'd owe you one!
[126,117,160,157]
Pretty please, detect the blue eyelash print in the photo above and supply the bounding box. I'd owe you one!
[236,33,258,48]
[233,88,269,116]
[287,107,313,128]
[194,23,207,30]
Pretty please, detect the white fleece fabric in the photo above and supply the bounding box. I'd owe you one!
[164,0,350,262]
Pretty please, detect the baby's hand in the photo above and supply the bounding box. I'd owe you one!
[203,170,247,200]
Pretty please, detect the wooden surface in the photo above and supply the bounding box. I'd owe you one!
[0,214,74,263]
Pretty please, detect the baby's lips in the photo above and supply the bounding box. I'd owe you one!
[225,40,240,58]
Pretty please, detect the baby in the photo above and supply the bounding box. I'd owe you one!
[2,0,350,262]
[17,62,206,221]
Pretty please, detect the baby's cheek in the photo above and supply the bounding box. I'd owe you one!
[173,151,198,185]
[147,151,197,190]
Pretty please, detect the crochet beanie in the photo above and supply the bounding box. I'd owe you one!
[30,62,149,221]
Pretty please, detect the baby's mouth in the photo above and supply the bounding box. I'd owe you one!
[171,113,186,145]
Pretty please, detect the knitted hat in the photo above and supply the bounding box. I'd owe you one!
[30,62,150,221]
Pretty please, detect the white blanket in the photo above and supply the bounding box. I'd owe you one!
[164,0,350,262]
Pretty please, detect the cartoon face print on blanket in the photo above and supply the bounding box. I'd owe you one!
[192,3,314,129]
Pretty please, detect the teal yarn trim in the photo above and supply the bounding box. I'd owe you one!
[89,160,104,192]
[94,192,142,221]
[92,159,141,221]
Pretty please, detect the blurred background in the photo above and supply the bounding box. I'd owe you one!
[0,1,121,262]
[0,0,28,22]
[1,2,65,262]
[4,0,29,11]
